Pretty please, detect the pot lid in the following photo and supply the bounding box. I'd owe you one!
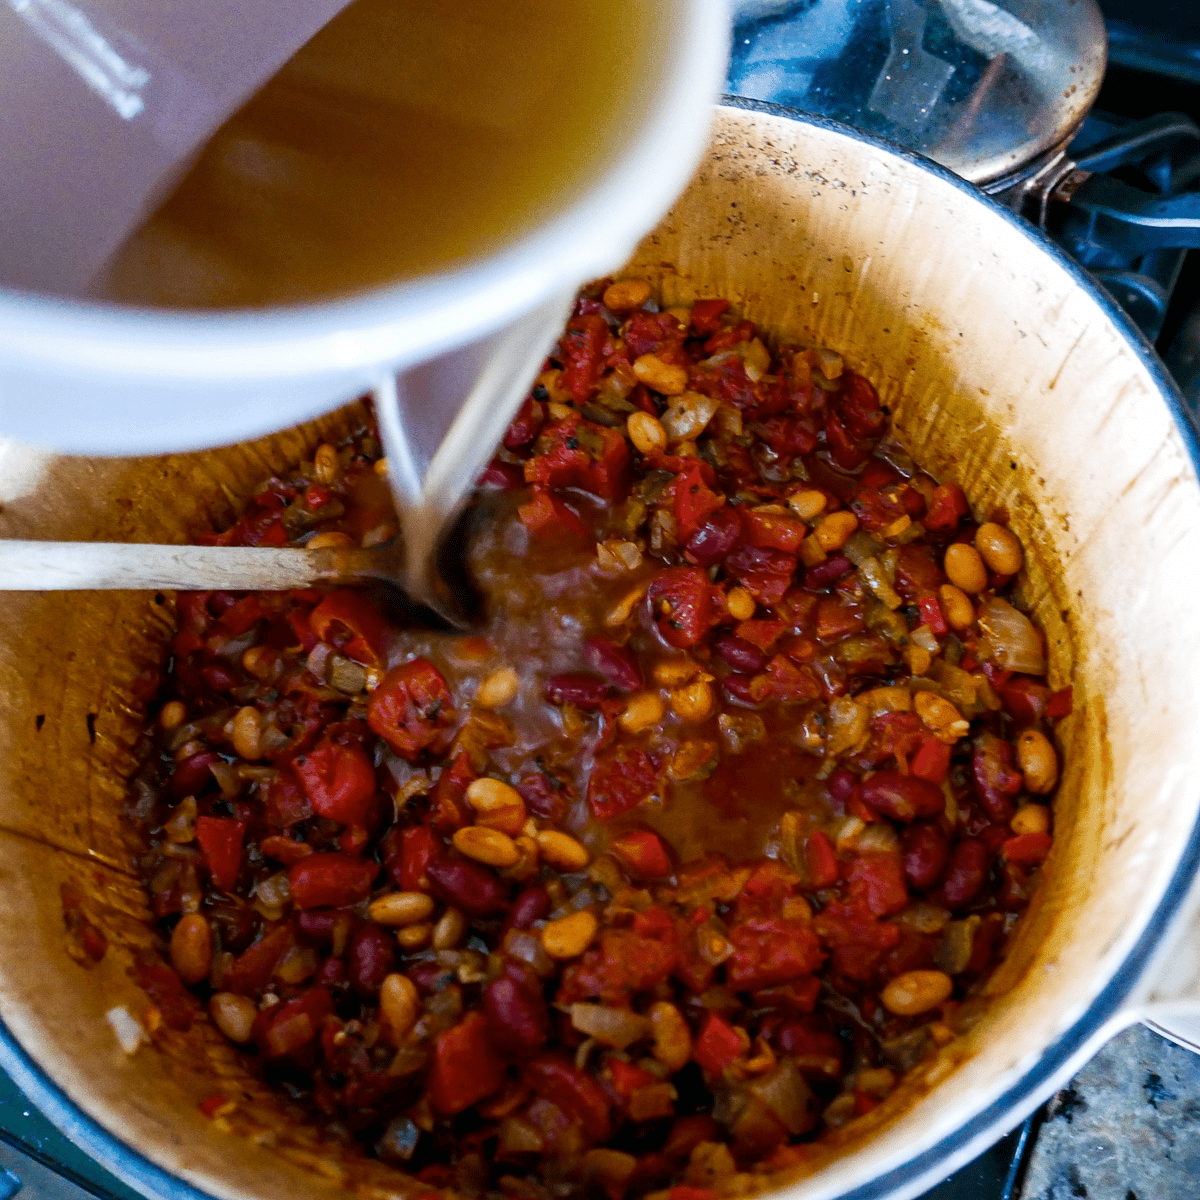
[729,0,1107,187]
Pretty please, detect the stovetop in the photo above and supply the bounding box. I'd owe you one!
[2,5,1198,1200]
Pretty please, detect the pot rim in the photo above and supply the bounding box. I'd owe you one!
[3,101,1199,1200]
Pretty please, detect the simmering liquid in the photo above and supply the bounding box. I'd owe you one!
[94,0,657,309]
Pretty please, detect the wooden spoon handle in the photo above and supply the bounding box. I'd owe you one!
[0,541,322,591]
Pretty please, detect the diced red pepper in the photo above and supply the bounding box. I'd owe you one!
[607,1057,659,1102]
[804,830,839,888]
[218,595,264,636]
[916,593,948,636]
[367,657,457,760]
[673,463,725,543]
[693,1012,745,1078]
[194,817,246,892]
[523,1053,613,1142]
[295,739,376,826]
[518,488,590,540]
[428,1012,507,1116]
[524,414,631,501]
[309,589,388,668]
[923,482,970,531]
[1046,686,1074,719]
[559,313,609,401]
[742,508,808,555]
[689,298,730,335]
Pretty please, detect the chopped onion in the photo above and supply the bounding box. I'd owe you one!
[741,339,772,382]
[661,391,720,443]
[857,823,900,855]
[843,531,884,567]
[746,1060,818,1135]
[503,929,555,976]
[978,597,1047,674]
[569,1003,651,1049]
[106,1006,147,1054]
[857,557,904,609]
[934,916,980,975]
[910,624,940,654]
[825,696,869,757]
[254,870,291,908]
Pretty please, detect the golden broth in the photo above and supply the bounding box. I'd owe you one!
[94,0,657,309]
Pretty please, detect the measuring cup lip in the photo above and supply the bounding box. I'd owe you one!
[0,2,730,390]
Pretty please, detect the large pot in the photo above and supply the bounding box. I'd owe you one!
[2,102,1200,1200]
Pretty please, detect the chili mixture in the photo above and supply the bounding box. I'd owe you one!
[125,278,1069,1199]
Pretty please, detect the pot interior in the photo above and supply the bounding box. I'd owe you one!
[1,106,1199,1200]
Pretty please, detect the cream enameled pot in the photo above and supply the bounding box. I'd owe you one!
[2,102,1200,1200]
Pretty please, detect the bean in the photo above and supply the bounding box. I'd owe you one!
[379,973,419,1044]
[368,891,435,927]
[483,975,550,1057]
[306,531,355,550]
[815,510,858,552]
[627,411,667,455]
[1016,729,1058,794]
[348,924,397,998]
[944,543,988,593]
[975,523,1023,575]
[503,886,553,936]
[633,353,688,395]
[605,583,649,626]
[159,701,187,732]
[230,706,263,761]
[901,822,950,891]
[536,830,591,872]
[209,992,257,1043]
[648,1001,691,1072]
[476,667,519,709]
[584,637,643,692]
[425,854,509,917]
[1011,803,1051,837]
[685,507,744,567]
[713,635,766,673]
[543,673,612,709]
[619,691,665,734]
[670,680,715,724]
[170,913,212,985]
[941,839,990,908]
[602,279,652,312]
[938,584,976,631]
[858,770,945,822]
[431,907,467,951]
[465,778,527,836]
[453,826,521,869]
[542,910,598,959]
[725,587,757,621]
[882,970,953,1016]
[395,922,432,950]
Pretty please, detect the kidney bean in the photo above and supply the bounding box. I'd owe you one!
[685,506,745,566]
[940,839,991,908]
[482,975,550,1058]
[858,770,945,822]
[503,885,552,936]
[713,635,767,673]
[902,822,950,891]
[826,768,858,806]
[288,853,379,909]
[804,555,853,588]
[201,663,241,691]
[722,673,762,706]
[972,742,1021,824]
[542,673,612,709]
[348,923,396,998]
[425,853,509,917]
[584,637,643,692]
[517,772,569,822]
[408,960,454,995]
[171,751,219,797]
[315,956,348,988]
[296,910,341,945]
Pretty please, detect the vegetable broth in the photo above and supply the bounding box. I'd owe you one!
[93,0,656,309]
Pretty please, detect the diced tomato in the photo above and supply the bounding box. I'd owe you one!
[1002,832,1053,864]
[524,414,631,501]
[523,1053,613,1141]
[673,463,725,542]
[764,654,822,702]
[607,1057,659,1102]
[256,987,333,1059]
[518,488,590,540]
[559,922,680,1005]
[916,594,948,636]
[429,1012,507,1116]
[647,565,716,649]
[218,595,264,635]
[1046,686,1074,719]
[689,298,730,335]
[367,657,457,760]
[394,824,437,891]
[194,817,246,892]
[288,853,378,909]
[742,508,808,554]
[611,830,673,879]
[805,830,839,888]
[735,619,787,653]
[847,854,908,917]
[309,590,388,668]
[587,745,659,820]
[726,917,825,990]
[815,597,865,642]
[910,735,952,785]
[693,1012,745,1077]
[923,482,970,531]
[559,313,609,401]
[295,739,376,826]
